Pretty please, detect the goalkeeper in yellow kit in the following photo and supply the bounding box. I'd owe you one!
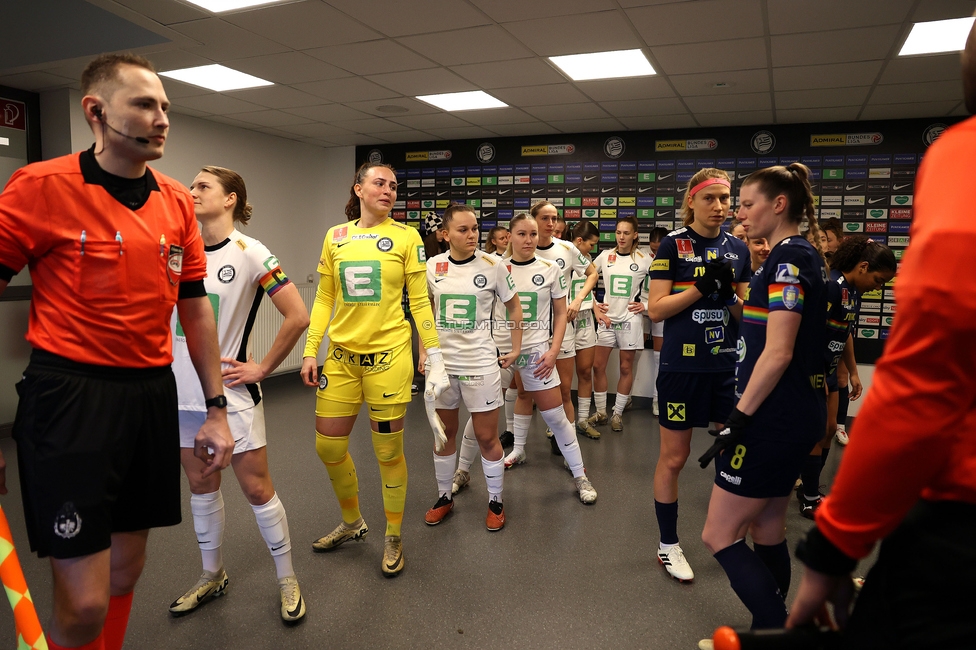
[301,162,447,576]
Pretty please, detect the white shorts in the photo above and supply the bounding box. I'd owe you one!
[179,401,267,454]
[596,319,644,350]
[515,342,561,392]
[574,309,597,350]
[435,369,503,413]
[557,317,577,360]
[651,318,664,338]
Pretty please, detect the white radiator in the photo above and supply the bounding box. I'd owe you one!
[251,282,316,376]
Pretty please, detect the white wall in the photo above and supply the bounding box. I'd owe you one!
[1,92,354,425]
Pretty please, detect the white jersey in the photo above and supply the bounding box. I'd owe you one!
[537,238,591,313]
[499,256,567,351]
[427,250,516,374]
[569,250,595,312]
[172,229,292,412]
[594,247,652,324]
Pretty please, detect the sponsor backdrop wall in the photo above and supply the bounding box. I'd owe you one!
[357,117,961,365]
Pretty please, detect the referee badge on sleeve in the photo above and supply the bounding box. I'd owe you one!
[167,245,184,286]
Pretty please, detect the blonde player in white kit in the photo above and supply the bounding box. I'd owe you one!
[170,167,310,623]
[500,213,597,503]
[421,204,523,530]
[531,201,601,444]
[589,216,653,432]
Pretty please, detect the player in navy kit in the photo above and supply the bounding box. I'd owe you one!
[796,236,895,519]
[698,163,828,631]
[646,169,751,582]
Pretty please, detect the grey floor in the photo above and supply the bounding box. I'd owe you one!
[0,375,855,649]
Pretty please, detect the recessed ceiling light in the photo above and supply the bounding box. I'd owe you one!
[899,16,976,56]
[159,65,273,92]
[549,49,655,82]
[183,0,293,12]
[415,91,507,112]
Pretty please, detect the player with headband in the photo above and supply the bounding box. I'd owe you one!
[647,169,751,583]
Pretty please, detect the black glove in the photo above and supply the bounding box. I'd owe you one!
[698,407,751,469]
[693,259,728,298]
[716,261,736,302]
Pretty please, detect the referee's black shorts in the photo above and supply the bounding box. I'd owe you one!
[13,349,182,559]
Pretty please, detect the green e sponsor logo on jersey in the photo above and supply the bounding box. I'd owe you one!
[558,273,567,290]
[176,293,220,337]
[340,261,382,303]
[506,273,516,291]
[610,275,633,298]
[439,294,476,329]
[514,292,538,322]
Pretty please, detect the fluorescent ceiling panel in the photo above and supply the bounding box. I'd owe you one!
[160,65,273,92]
[416,90,507,111]
[184,0,292,12]
[549,49,655,81]
[899,16,976,56]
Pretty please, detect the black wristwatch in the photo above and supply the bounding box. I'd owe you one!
[205,395,227,409]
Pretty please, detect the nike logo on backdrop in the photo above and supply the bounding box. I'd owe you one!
[658,174,673,181]
[867,197,885,204]
[892,183,911,190]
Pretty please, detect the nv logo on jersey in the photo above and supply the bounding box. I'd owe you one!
[610,275,632,297]
[706,248,719,261]
[340,261,381,303]
[439,294,476,329]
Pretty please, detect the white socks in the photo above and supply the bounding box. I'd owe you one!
[594,391,607,416]
[512,413,532,454]
[251,493,294,580]
[482,454,504,502]
[433,451,456,498]
[578,396,591,423]
[613,392,630,417]
[540,405,585,478]
[457,417,478,472]
[504,388,517,432]
[191,490,225,574]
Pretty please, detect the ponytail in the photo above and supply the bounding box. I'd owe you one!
[830,235,897,274]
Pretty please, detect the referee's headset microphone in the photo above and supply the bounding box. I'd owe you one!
[92,106,150,145]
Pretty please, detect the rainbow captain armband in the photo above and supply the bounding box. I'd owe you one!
[259,258,291,297]
[769,283,805,312]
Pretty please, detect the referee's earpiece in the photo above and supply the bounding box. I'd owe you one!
[92,106,103,121]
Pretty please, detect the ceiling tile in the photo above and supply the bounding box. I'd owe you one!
[398,26,535,66]
[767,0,912,34]
[144,49,215,74]
[575,76,675,101]
[911,0,976,22]
[222,109,314,128]
[524,103,610,121]
[487,122,560,136]
[685,93,771,114]
[423,126,500,140]
[388,113,474,130]
[859,101,960,120]
[868,80,963,105]
[772,61,884,91]
[277,122,357,138]
[775,107,861,123]
[879,54,964,85]
[770,26,901,67]
[694,110,773,127]
[490,83,591,106]
[503,12,644,57]
[282,103,373,121]
[325,133,394,146]
[0,71,75,92]
[222,2,382,50]
[224,85,326,109]
[253,126,309,140]
[169,18,292,61]
[469,0,616,22]
[453,107,538,125]
[547,117,626,133]
[328,118,410,134]
[379,130,440,143]
[775,87,870,110]
[949,102,968,115]
[112,0,208,25]
[160,77,213,100]
[304,40,437,75]
[292,77,400,102]
[204,115,259,129]
[451,58,564,89]
[325,0,491,37]
[626,0,764,46]
[670,69,770,97]
[222,52,351,85]
[169,105,211,118]
[653,38,768,75]
[616,0,696,6]
[599,97,688,117]
[340,97,441,117]
[171,93,265,114]
[366,68,477,95]
[618,114,698,130]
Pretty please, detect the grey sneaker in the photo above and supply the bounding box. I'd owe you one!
[574,475,597,504]
[382,535,404,576]
[576,419,601,439]
[610,413,623,432]
[169,569,229,616]
[652,398,659,416]
[451,469,470,495]
[587,411,608,426]
[311,517,368,552]
[278,575,306,624]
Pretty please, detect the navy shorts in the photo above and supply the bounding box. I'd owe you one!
[13,349,182,559]
[713,433,816,499]
[657,370,735,430]
[826,371,839,393]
